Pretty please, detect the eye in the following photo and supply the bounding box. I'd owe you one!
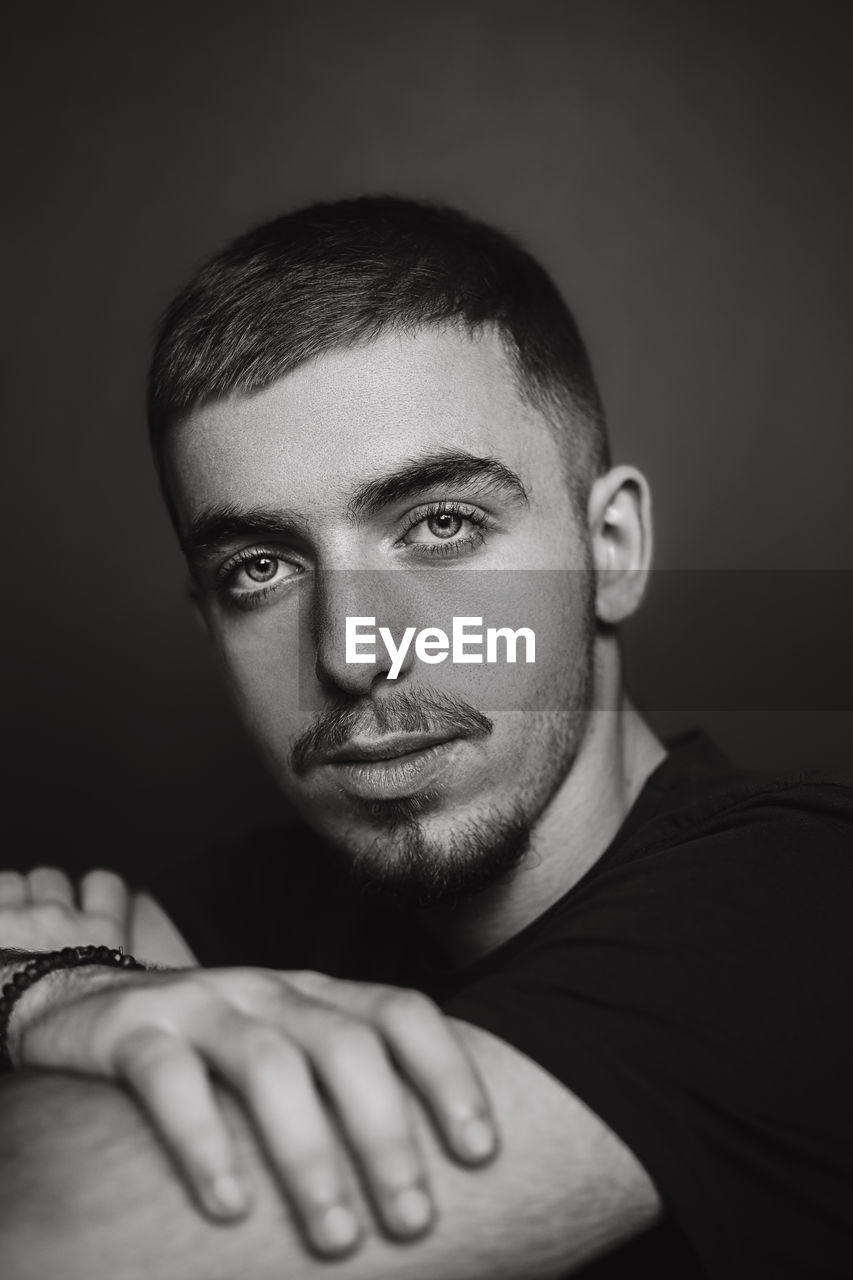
[215,548,302,607]
[241,554,281,584]
[397,501,491,558]
[413,511,465,542]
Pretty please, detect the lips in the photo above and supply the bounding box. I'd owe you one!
[321,732,459,764]
[317,734,464,801]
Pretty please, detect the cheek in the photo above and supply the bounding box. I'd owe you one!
[473,568,593,714]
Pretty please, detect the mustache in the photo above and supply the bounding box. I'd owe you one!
[291,687,494,774]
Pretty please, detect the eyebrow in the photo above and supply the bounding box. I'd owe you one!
[179,505,308,567]
[179,449,529,567]
[346,449,529,520]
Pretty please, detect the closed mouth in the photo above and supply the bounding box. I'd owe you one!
[316,735,466,801]
[319,732,460,765]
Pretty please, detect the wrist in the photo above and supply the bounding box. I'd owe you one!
[1,947,145,1071]
[9,966,117,1067]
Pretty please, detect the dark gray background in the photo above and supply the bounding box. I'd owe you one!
[3,0,851,877]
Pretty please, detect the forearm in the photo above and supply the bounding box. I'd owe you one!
[0,1068,461,1280]
[0,1025,659,1280]
[0,1068,291,1280]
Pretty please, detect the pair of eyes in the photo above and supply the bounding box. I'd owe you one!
[218,503,491,601]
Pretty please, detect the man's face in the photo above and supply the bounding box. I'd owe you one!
[167,326,596,904]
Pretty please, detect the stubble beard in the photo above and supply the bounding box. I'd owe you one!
[340,674,594,910]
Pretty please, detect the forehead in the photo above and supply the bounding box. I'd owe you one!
[166,325,559,529]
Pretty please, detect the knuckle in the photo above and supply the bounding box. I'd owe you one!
[376,987,436,1029]
[314,1017,377,1065]
[308,1008,366,1049]
[167,971,225,1011]
[241,1024,292,1064]
[284,968,331,995]
[215,967,284,1006]
[235,1030,306,1095]
[188,970,229,1002]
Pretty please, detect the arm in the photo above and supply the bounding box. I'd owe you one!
[1,878,500,1248]
[0,1020,661,1280]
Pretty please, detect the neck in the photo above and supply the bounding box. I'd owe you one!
[419,689,666,969]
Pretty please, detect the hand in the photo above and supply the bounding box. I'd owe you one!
[0,867,131,952]
[13,964,498,1256]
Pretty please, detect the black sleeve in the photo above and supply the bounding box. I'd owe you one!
[440,790,853,1278]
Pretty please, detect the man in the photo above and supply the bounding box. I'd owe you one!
[1,197,851,1278]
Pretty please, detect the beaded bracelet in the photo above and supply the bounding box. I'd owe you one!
[0,944,145,1072]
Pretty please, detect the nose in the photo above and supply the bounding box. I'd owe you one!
[311,568,416,696]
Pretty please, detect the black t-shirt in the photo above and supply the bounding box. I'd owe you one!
[147,732,853,1278]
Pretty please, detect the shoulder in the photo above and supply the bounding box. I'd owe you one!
[439,762,853,1276]
[448,768,853,1063]
[580,751,853,925]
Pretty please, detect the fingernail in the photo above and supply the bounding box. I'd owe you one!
[318,1203,361,1251]
[392,1185,432,1233]
[208,1172,248,1217]
[460,1116,496,1160]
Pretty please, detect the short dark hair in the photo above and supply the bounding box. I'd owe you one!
[147,196,610,523]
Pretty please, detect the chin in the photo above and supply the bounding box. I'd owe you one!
[325,796,535,909]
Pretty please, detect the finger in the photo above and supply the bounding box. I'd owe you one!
[113,1027,250,1222]
[80,869,129,928]
[27,866,76,909]
[0,872,28,907]
[373,990,498,1164]
[200,1010,363,1257]
[302,1015,434,1239]
[285,975,498,1165]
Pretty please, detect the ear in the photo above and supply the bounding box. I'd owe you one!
[587,465,653,625]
